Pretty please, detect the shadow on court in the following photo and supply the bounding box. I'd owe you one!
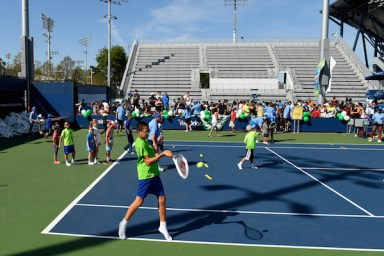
[8,237,112,256]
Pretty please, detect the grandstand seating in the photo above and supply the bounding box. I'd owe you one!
[121,40,370,103]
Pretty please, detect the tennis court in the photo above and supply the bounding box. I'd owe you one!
[41,141,384,252]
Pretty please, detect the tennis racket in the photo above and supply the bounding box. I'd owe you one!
[172,154,189,179]
[269,122,277,129]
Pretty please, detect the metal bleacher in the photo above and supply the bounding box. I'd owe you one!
[120,39,372,103]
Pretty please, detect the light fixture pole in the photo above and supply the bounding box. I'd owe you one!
[100,0,127,87]
[79,36,91,73]
[41,13,55,77]
[224,0,248,43]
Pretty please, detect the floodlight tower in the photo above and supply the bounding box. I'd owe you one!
[224,0,248,43]
[79,37,91,72]
[100,0,127,87]
[41,13,55,77]
[21,0,34,109]
[318,0,330,105]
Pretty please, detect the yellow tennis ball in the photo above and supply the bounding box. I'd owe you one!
[200,154,203,157]
[196,162,204,168]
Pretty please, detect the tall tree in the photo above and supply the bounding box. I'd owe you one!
[56,56,75,80]
[95,45,127,88]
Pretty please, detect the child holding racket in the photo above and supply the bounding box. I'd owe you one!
[119,121,174,241]
[237,124,258,170]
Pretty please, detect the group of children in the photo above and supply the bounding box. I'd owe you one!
[51,118,131,167]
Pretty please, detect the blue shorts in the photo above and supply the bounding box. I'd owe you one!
[137,176,165,198]
[64,145,75,155]
[106,145,113,151]
[86,145,94,152]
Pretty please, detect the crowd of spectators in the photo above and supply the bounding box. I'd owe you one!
[74,91,383,137]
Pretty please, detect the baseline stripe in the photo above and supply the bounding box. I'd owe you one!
[75,203,384,219]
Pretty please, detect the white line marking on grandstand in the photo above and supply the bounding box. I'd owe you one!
[301,167,384,172]
[45,229,384,252]
[41,150,128,234]
[75,203,384,219]
[266,147,375,217]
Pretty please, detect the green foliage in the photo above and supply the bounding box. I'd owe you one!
[95,45,128,87]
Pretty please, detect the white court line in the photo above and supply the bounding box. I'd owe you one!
[41,150,128,234]
[75,203,384,219]
[266,147,376,217]
[301,167,384,172]
[43,231,384,252]
[267,146,384,151]
[166,143,384,151]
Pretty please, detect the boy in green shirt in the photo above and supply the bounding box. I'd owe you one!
[237,125,258,170]
[59,122,76,167]
[118,121,174,240]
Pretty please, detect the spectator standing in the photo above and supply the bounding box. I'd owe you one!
[124,113,135,154]
[116,103,126,133]
[182,105,192,132]
[369,107,384,143]
[52,124,60,165]
[28,107,38,136]
[105,121,116,163]
[86,126,96,165]
[92,119,101,164]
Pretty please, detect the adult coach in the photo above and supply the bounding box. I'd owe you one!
[148,113,165,171]
[118,121,173,240]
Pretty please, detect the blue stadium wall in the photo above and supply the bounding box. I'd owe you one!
[77,85,109,104]
[32,82,75,122]
[0,76,27,118]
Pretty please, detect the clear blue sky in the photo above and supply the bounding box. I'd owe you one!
[1,0,366,68]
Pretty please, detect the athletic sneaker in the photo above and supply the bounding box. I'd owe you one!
[54,161,60,165]
[159,167,165,172]
[71,159,76,165]
[237,163,243,170]
[368,138,373,142]
[378,140,382,143]
[66,161,71,167]
[130,152,135,154]
[94,160,100,164]
[118,221,126,240]
[88,162,94,165]
[251,165,258,169]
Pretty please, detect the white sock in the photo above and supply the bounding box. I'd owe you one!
[121,219,127,225]
[158,221,172,240]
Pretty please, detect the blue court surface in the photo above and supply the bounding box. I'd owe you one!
[42,141,384,252]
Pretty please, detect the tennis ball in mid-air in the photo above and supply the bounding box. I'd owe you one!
[200,154,203,157]
[196,162,204,168]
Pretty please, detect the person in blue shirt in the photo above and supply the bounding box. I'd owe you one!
[190,101,202,115]
[29,106,38,136]
[182,105,192,132]
[43,114,53,138]
[116,103,126,133]
[283,102,292,132]
[148,113,165,171]
[162,92,169,110]
[86,126,96,165]
[123,112,135,154]
[369,107,384,143]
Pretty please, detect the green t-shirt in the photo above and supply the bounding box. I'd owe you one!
[244,131,257,150]
[135,137,160,180]
[61,128,74,146]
